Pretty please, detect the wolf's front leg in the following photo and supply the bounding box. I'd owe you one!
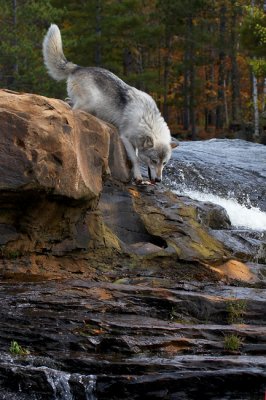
[120,136,143,182]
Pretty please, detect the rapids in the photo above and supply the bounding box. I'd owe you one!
[165,139,266,213]
[173,189,266,230]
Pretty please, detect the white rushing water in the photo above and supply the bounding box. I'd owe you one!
[43,368,97,400]
[174,189,266,231]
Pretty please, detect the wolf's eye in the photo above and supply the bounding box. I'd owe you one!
[163,161,167,166]
[151,159,157,164]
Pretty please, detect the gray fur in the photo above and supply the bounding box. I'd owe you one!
[43,24,176,182]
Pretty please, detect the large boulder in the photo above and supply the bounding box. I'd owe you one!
[0,89,129,199]
[0,89,129,254]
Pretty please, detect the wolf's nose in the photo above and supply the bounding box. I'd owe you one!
[155,177,161,183]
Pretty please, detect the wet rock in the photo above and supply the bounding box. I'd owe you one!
[130,187,229,262]
[98,184,154,245]
[212,229,266,264]
[0,224,20,245]
[195,201,231,229]
[0,91,265,399]
[98,181,231,263]
[0,279,265,399]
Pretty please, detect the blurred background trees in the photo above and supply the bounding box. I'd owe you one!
[0,0,265,141]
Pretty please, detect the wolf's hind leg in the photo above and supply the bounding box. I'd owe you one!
[120,137,143,181]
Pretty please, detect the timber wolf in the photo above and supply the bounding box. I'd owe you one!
[43,24,177,183]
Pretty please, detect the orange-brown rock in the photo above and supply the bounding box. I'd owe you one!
[0,89,129,254]
[211,259,257,283]
[0,89,129,199]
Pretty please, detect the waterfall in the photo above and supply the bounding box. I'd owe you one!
[43,368,97,400]
[43,368,73,400]
[174,189,266,231]
[165,139,266,232]
[2,361,97,400]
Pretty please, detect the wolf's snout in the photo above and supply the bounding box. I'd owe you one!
[155,177,161,183]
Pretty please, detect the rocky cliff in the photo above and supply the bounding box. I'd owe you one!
[0,89,265,399]
[0,88,252,279]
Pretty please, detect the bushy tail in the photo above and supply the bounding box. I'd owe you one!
[42,24,77,81]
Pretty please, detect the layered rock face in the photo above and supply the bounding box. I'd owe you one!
[0,89,265,400]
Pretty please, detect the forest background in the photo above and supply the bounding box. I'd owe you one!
[0,0,266,142]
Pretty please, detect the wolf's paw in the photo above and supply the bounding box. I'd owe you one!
[133,179,154,186]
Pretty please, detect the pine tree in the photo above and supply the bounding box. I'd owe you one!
[157,0,211,138]
[54,0,160,90]
[0,0,64,96]
[240,2,266,140]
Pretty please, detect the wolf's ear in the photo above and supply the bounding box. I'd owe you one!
[170,138,179,149]
[138,136,154,149]
[141,136,154,149]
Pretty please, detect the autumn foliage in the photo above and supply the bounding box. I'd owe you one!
[0,0,265,141]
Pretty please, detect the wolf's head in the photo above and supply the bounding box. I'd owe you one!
[138,136,178,183]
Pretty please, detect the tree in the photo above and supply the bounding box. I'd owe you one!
[0,0,264,141]
[0,0,64,96]
[53,0,160,90]
[157,0,211,138]
[230,0,242,124]
[215,2,227,131]
[240,2,266,140]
